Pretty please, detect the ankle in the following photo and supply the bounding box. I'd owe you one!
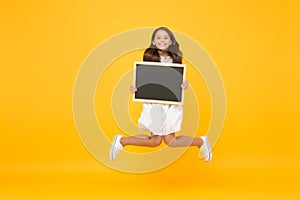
[120,137,125,147]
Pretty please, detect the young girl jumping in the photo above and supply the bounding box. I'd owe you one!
[110,27,212,162]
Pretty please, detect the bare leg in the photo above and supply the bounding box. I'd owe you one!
[164,133,204,147]
[120,134,163,147]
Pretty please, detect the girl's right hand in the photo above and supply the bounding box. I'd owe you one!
[130,85,137,93]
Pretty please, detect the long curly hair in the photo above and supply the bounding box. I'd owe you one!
[143,27,183,64]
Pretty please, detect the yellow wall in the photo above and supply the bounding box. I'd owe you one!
[1,0,300,199]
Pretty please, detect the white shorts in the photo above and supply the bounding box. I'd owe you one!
[138,103,183,136]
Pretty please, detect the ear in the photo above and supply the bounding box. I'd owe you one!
[152,40,156,45]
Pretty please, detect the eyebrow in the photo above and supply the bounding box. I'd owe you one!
[156,34,170,37]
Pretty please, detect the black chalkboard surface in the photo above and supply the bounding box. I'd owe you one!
[133,61,186,105]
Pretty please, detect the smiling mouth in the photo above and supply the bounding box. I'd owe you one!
[157,44,168,48]
[156,43,168,50]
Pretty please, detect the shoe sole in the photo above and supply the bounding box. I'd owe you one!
[203,136,212,162]
[109,135,119,161]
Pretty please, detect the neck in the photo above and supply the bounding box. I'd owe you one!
[158,49,169,56]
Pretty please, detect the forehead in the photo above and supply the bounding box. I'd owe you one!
[154,30,170,37]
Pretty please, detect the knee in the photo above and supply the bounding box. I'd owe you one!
[164,136,175,147]
[149,137,162,147]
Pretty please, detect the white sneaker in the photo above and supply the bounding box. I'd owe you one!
[109,134,123,161]
[199,136,212,162]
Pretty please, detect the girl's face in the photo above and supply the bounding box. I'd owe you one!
[152,30,172,51]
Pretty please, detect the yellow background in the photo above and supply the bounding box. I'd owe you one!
[1,0,300,199]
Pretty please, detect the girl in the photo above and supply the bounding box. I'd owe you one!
[110,27,212,162]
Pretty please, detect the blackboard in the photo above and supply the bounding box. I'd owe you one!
[133,61,186,105]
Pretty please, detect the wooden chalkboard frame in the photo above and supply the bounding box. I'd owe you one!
[133,61,186,105]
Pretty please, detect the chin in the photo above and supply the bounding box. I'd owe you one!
[158,47,168,51]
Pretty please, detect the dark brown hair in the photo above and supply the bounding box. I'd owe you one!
[143,27,183,64]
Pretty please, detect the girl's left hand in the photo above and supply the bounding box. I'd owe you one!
[181,80,189,89]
